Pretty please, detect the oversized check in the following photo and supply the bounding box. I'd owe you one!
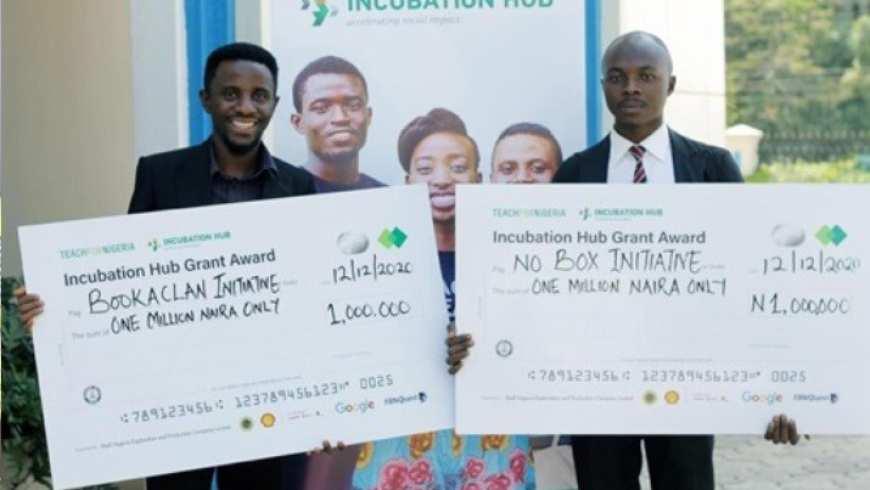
[455,184,870,435]
[19,186,451,489]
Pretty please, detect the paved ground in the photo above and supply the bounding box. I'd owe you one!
[535,435,870,490]
[8,436,870,489]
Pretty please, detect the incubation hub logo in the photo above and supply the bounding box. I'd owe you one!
[302,0,338,26]
[304,0,557,28]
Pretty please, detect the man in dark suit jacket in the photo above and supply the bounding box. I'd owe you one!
[128,138,314,213]
[553,31,799,490]
[18,43,315,490]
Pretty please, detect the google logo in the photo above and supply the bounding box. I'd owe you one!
[335,400,375,414]
[742,391,783,405]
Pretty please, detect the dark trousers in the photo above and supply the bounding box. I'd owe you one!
[145,453,306,490]
[571,435,714,490]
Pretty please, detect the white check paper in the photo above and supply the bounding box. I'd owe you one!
[20,186,451,489]
[455,184,870,435]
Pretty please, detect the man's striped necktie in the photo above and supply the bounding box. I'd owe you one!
[630,145,648,184]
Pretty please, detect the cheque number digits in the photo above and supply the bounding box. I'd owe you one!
[770,370,807,383]
[360,374,395,390]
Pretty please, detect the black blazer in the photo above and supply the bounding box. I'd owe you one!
[127,140,316,213]
[552,128,743,184]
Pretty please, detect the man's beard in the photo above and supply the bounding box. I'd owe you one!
[218,131,261,156]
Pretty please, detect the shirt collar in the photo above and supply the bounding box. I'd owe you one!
[208,138,277,181]
[610,123,670,165]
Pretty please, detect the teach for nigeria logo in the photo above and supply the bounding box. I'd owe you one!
[302,0,338,26]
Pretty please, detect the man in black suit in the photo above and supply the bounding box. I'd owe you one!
[129,43,315,212]
[553,31,800,490]
[17,42,314,490]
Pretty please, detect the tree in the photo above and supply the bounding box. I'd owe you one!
[726,0,868,162]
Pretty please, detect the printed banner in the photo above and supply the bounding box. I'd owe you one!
[269,0,586,185]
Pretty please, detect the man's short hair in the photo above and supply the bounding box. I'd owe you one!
[204,42,279,92]
[494,122,563,165]
[292,56,369,112]
[397,108,480,172]
[602,30,673,74]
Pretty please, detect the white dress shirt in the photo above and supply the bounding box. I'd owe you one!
[607,124,675,184]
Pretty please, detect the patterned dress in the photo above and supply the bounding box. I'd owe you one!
[351,252,535,490]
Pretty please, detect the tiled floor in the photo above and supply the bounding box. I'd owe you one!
[11,436,870,489]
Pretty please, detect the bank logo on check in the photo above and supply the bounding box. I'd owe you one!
[378,227,408,249]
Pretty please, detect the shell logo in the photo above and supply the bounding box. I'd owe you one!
[261,413,277,428]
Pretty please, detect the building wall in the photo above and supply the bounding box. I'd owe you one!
[131,0,188,160]
[1,0,135,277]
[599,0,727,147]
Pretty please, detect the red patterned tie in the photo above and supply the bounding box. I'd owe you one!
[630,145,647,183]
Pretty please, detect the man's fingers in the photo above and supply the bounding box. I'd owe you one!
[764,420,774,441]
[448,361,463,375]
[17,298,44,315]
[778,414,788,444]
[21,306,43,320]
[448,351,470,365]
[24,307,44,324]
[16,293,42,305]
[446,334,472,346]
[448,342,472,355]
[788,419,800,445]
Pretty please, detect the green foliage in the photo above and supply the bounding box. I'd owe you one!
[726,0,870,162]
[2,278,119,490]
[746,158,870,183]
[1,277,50,489]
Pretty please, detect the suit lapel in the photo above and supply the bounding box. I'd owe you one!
[669,129,700,183]
[581,136,610,183]
[175,140,213,208]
